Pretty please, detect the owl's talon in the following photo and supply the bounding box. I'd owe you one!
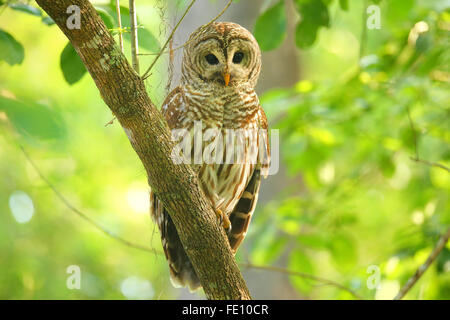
[215,209,231,231]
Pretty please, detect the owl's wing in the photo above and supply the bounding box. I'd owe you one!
[150,86,201,291]
[160,86,184,125]
[227,105,270,252]
[258,106,271,178]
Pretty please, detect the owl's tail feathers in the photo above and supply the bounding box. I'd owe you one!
[228,168,262,253]
[164,212,201,292]
[150,192,201,292]
[166,241,201,292]
[168,258,201,292]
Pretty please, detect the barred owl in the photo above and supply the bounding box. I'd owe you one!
[150,22,270,291]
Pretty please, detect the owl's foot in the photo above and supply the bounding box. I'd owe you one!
[215,209,231,232]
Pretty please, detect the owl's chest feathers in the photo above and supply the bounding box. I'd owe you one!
[177,84,259,214]
[182,84,259,128]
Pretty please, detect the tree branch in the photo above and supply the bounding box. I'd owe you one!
[359,0,368,60]
[240,263,364,300]
[19,145,162,256]
[407,107,450,173]
[394,228,450,300]
[141,0,196,80]
[410,157,450,173]
[115,0,124,53]
[129,0,139,73]
[35,0,250,300]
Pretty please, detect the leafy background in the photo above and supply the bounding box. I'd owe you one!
[0,0,448,299]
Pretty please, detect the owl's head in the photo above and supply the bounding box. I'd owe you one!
[181,22,261,89]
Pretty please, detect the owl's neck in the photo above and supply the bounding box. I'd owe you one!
[181,82,260,127]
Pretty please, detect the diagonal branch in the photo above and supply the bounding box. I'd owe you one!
[410,157,450,173]
[240,263,364,300]
[394,228,450,300]
[20,145,162,256]
[407,107,450,173]
[141,0,196,80]
[35,0,250,300]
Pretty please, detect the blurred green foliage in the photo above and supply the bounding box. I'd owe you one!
[252,0,450,300]
[0,0,449,300]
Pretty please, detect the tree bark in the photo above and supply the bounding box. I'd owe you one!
[35,0,251,300]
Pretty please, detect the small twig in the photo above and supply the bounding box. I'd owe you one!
[407,106,419,161]
[141,0,233,80]
[105,116,116,127]
[166,36,174,94]
[407,107,450,173]
[141,0,233,59]
[410,157,450,173]
[240,262,364,300]
[359,0,368,60]
[115,0,124,53]
[19,146,162,255]
[394,228,450,300]
[142,0,196,80]
[129,0,139,73]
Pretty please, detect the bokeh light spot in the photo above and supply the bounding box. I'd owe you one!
[126,187,150,214]
[9,191,34,224]
[120,276,154,300]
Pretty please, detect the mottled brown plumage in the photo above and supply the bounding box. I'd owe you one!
[150,22,270,291]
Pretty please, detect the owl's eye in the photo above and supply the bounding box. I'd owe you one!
[205,54,219,65]
[233,52,244,64]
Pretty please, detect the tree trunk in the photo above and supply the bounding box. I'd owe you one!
[35,0,251,300]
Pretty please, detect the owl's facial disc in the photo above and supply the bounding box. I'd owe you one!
[185,28,261,88]
[193,39,228,85]
[226,42,253,86]
[200,45,252,87]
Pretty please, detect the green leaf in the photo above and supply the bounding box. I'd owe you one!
[251,225,287,265]
[8,3,42,16]
[386,0,415,28]
[288,250,315,293]
[60,42,87,85]
[121,27,161,52]
[328,233,357,271]
[96,8,114,30]
[136,28,160,52]
[98,4,160,52]
[254,0,287,51]
[378,151,395,177]
[295,23,319,49]
[295,0,330,49]
[0,96,66,141]
[107,4,130,28]
[415,33,432,54]
[0,29,24,65]
[41,16,55,26]
[339,0,349,11]
[298,234,329,249]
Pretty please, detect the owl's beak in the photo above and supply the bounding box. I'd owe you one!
[223,72,231,86]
